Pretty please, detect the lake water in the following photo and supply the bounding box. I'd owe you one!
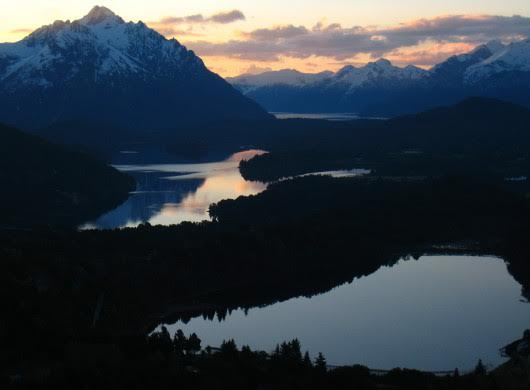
[159,255,530,371]
[272,112,388,121]
[81,150,367,229]
[272,112,362,121]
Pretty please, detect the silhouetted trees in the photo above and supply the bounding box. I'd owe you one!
[475,359,487,375]
[315,353,327,373]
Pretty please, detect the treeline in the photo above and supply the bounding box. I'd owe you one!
[239,98,530,182]
[4,327,511,389]
[3,173,530,386]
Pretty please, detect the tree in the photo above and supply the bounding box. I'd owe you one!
[220,339,237,355]
[315,352,327,373]
[303,351,312,368]
[187,333,201,355]
[157,326,173,354]
[173,329,187,355]
[290,339,302,362]
[474,359,486,375]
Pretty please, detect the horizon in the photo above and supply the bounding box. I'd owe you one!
[0,1,529,76]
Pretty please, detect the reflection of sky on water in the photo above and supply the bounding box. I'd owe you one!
[81,149,369,230]
[162,255,530,371]
[80,150,267,229]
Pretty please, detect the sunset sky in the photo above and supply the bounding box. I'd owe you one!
[1,0,530,76]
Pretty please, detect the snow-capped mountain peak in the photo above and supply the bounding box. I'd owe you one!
[0,6,204,89]
[0,7,269,130]
[332,59,428,89]
[372,58,392,67]
[484,40,506,54]
[226,68,333,92]
[464,39,530,83]
[80,5,123,25]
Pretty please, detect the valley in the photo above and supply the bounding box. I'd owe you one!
[2,4,530,389]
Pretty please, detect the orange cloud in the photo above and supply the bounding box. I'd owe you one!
[183,14,530,72]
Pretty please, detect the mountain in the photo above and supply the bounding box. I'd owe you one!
[330,59,428,89]
[464,39,530,83]
[0,6,270,132]
[0,121,135,227]
[230,59,430,114]
[429,44,498,84]
[227,69,333,93]
[229,40,530,117]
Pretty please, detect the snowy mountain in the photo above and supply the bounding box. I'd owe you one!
[229,59,431,114]
[331,60,428,90]
[429,44,499,84]
[229,39,530,117]
[0,6,269,131]
[464,39,530,83]
[230,60,427,93]
[227,69,333,93]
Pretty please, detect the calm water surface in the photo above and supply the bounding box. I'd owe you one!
[81,150,266,229]
[273,112,362,121]
[81,149,366,229]
[272,112,388,121]
[160,255,530,371]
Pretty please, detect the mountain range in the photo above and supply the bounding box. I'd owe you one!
[228,39,530,117]
[0,6,270,133]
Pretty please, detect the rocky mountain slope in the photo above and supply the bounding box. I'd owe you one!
[229,40,530,117]
[0,6,270,132]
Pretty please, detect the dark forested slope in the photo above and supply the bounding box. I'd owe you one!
[240,98,530,181]
[0,123,135,227]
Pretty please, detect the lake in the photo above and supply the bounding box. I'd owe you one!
[273,112,361,121]
[272,112,388,121]
[158,255,530,371]
[81,149,367,229]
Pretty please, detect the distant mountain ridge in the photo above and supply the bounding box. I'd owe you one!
[227,69,334,93]
[0,6,270,132]
[228,39,530,117]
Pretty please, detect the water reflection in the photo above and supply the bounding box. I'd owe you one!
[81,150,267,229]
[272,112,387,121]
[82,149,369,229]
[160,255,530,371]
[272,112,361,121]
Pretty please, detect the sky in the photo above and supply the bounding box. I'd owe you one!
[1,0,530,76]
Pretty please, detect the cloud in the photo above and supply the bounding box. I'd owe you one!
[209,10,246,24]
[150,9,245,35]
[184,14,530,62]
[240,25,309,41]
[385,42,476,67]
[241,64,273,75]
[10,28,33,34]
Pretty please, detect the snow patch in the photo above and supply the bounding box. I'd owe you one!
[465,39,530,83]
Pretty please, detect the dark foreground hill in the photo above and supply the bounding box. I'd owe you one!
[0,122,135,227]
